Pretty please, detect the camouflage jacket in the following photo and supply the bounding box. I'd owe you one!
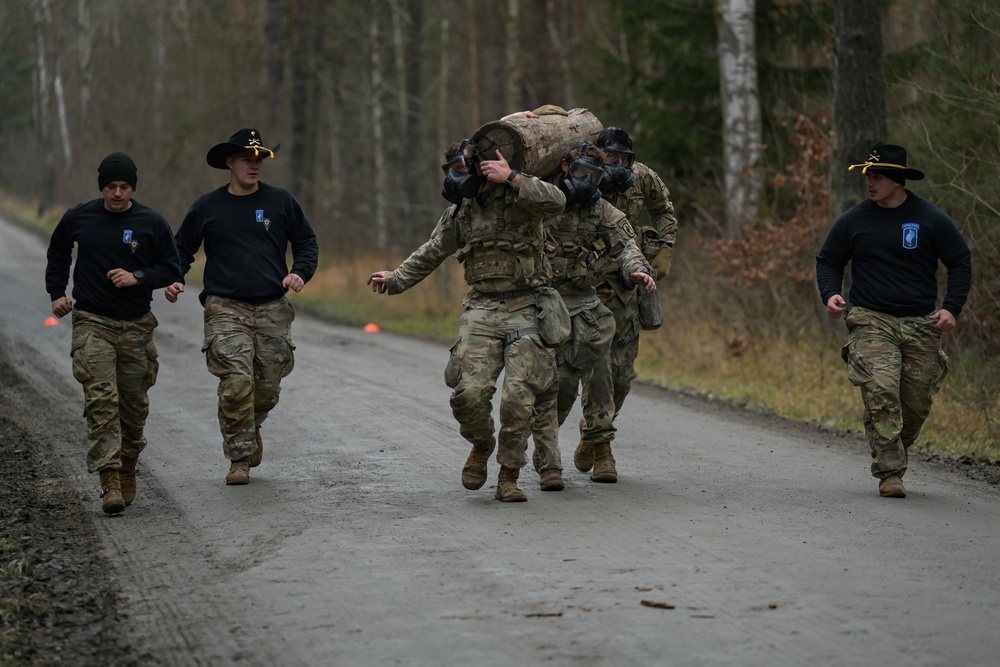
[604,161,677,262]
[387,175,565,309]
[547,198,651,315]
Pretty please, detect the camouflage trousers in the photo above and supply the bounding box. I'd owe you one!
[202,296,296,461]
[581,290,640,445]
[444,301,558,471]
[532,302,616,471]
[842,306,948,479]
[70,309,159,473]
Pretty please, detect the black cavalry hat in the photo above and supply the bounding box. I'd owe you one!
[848,143,924,181]
[206,128,280,170]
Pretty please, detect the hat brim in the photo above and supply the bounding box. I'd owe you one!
[206,142,280,170]
[867,166,924,181]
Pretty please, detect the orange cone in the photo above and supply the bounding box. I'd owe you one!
[363,323,380,333]
[44,317,59,327]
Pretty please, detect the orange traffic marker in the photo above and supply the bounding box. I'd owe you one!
[44,317,59,327]
[363,322,380,333]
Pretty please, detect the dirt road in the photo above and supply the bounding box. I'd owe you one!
[2,215,999,667]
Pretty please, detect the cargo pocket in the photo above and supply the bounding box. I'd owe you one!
[443,337,462,389]
[515,337,557,394]
[842,339,872,388]
[201,333,222,376]
[567,306,614,371]
[144,341,160,388]
[534,287,571,346]
[70,332,94,383]
[277,334,296,379]
[929,348,949,397]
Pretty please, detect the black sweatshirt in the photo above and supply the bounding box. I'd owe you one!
[816,191,972,317]
[175,183,319,305]
[45,199,180,320]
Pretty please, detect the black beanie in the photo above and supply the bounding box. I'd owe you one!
[98,152,138,191]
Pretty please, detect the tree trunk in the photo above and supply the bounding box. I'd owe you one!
[467,0,480,129]
[546,0,574,107]
[53,62,71,164]
[266,0,286,129]
[472,108,603,178]
[31,0,55,215]
[504,0,522,112]
[370,12,388,251]
[76,0,92,122]
[833,0,886,216]
[152,0,167,135]
[717,0,762,233]
[290,0,316,215]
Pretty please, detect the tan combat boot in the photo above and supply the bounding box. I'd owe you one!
[462,439,493,490]
[539,469,565,492]
[99,468,125,515]
[495,466,527,502]
[248,428,264,468]
[226,459,250,485]
[590,442,618,483]
[574,440,594,472]
[879,476,906,498]
[119,455,138,505]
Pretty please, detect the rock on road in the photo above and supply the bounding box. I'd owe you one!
[1,215,998,667]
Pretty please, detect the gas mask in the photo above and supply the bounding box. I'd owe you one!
[603,158,636,193]
[561,155,605,207]
[441,149,482,205]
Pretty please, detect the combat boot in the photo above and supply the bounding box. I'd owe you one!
[99,468,125,515]
[590,442,618,483]
[248,428,263,468]
[495,466,527,502]
[574,440,594,472]
[539,469,565,492]
[119,455,138,505]
[879,476,906,498]
[226,459,250,485]
[462,439,494,490]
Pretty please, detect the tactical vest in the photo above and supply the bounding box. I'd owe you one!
[453,189,548,289]
[548,206,621,289]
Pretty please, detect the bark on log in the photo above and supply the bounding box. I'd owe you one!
[472,108,603,178]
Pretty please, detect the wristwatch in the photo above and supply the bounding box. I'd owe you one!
[132,269,146,285]
[506,169,520,184]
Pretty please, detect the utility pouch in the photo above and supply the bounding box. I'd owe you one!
[637,271,664,331]
[567,304,615,370]
[533,287,571,346]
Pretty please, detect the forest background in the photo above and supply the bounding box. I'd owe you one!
[1,0,997,461]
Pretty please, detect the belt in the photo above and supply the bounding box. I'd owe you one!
[496,288,535,300]
[612,323,640,350]
[504,326,540,346]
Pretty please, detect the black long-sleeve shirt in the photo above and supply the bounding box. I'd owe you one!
[816,192,972,317]
[45,198,180,320]
[175,183,319,305]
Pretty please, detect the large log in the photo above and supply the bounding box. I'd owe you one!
[471,108,604,178]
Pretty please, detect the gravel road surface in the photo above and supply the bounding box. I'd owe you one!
[1,215,998,667]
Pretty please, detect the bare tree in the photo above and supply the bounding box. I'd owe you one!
[152,0,167,135]
[371,11,388,250]
[467,0,481,129]
[833,0,885,215]
[545,0,574,106]
[30,0,56,214]
[717,0,762,233]
[504,0,522,112]
[436,11,451,159]
[76,0,92,122]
